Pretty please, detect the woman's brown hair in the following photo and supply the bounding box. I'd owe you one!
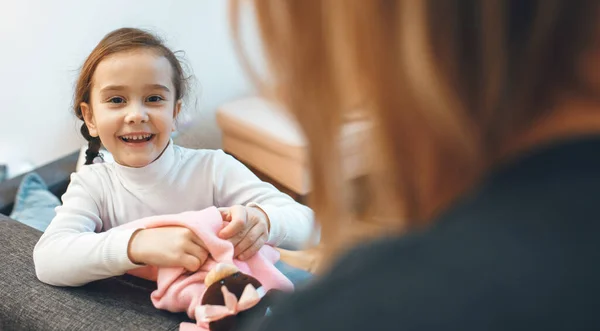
[74,27,189,164]
[231,0,600,265]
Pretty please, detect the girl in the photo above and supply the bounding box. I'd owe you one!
[33,28,314,287]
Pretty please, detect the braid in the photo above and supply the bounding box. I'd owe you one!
[80,123,102,165]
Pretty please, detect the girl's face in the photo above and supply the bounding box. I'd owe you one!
[81,49,181,168]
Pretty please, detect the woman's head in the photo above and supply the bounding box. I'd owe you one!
[75,27,188,167]
[232,1,600,258]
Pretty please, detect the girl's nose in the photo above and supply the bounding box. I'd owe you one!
[124,103,149,124]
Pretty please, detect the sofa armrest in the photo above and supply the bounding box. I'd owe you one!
[0,215,186,330]
[0,151,79,216]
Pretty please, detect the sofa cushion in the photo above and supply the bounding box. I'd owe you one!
[0,152,78,216]
[9,173,60,232]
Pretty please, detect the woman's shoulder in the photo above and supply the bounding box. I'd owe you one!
[246,236,418,331]
[253,230,481,330]
[253,198,600,331]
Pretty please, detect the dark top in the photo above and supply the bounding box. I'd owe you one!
[245,137,600,331]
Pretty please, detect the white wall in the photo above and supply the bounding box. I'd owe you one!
[0,0,257,176]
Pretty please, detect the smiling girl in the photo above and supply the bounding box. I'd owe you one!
[33,28,314,287]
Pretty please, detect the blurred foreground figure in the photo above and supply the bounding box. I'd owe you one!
[231,1,600,330]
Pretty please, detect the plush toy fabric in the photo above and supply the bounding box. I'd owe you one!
[193,263,286,331]
[116,207,294,330]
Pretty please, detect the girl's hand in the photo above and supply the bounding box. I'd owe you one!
[128,226,209,272]
[218,205,270,260]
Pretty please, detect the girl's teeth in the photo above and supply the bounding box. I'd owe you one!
[123,134,151,141]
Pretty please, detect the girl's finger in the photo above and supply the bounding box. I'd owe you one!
[218,207,232,222]
[219,205,247,239]
[181,254,201,272]
[234,222,266,257]
[189,232,208,250]
[239,236,266,260]
[185,243,209,266]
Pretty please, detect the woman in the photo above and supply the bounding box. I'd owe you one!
[231,0,600,330]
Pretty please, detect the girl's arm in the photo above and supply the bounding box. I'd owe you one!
[211,150,318,250]
[33,167,139,287]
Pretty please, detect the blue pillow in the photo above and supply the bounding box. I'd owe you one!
[9,172,60,232]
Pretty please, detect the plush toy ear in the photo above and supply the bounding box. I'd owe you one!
[205,263,239,287]
[236,284,260,311]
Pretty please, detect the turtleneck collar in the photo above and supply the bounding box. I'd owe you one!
[113,140,176,190]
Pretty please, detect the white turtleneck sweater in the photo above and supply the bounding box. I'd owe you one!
[33,142,315,286]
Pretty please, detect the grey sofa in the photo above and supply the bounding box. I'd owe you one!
[0,152,188,330]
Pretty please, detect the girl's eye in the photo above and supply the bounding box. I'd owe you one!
[147,95,164,102]
[108,97,125,104]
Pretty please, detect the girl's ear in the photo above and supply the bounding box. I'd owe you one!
[80,102,98,137]
[172,100,182,132]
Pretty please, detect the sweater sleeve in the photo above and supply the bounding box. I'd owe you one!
[211,150,318,250]
[33,166,140,287]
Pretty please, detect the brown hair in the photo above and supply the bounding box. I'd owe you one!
[231,1,600,264]
[74,27,189,164]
